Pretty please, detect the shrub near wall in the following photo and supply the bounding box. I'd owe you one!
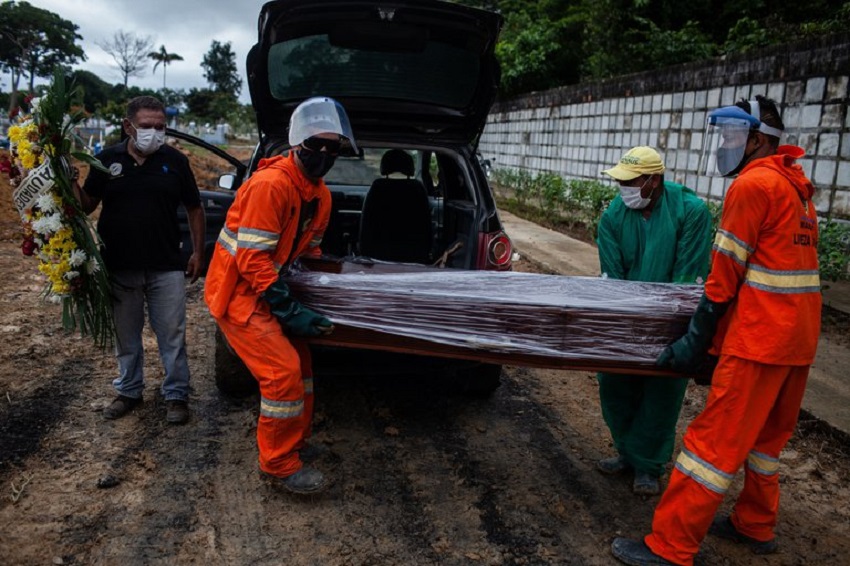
[492,168,617,241]
[819,219,850,282]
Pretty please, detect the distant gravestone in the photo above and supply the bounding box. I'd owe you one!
[202,124,227,145]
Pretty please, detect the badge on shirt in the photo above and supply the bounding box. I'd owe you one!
[109,162,123,177]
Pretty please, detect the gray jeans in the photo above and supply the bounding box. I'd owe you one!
[111,270,190,402]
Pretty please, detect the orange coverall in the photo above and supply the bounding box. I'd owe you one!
[645,146,822,565]
[205,152,330,477]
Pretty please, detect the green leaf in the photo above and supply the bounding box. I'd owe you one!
[71,151,109,173]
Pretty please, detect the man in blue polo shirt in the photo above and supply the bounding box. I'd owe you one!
[78,95,204,425]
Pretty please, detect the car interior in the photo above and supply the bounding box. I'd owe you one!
[274,145,483,269]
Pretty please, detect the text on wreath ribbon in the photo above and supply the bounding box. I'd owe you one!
[13,160,56,217]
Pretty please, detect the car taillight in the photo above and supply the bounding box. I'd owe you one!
[477,231,513,271]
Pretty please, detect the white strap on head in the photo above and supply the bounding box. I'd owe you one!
[748,99,783,138]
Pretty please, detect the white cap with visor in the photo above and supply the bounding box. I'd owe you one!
[288,96,359,156]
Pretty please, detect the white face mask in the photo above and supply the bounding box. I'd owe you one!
[132,125,166,155]
[619,177,654,210]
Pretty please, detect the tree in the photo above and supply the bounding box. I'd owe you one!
[201,40,241,97]
[185,87,238,123]
[148,44,183,89]
[495,11,565,97]
[0,1,85,112]
[70,69,111,113]
[97,30,153,89]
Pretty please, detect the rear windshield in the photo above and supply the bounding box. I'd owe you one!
[325,148,423,186]
[267,35,480,108]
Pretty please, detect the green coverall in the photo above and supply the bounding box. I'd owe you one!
[596,181,712,477]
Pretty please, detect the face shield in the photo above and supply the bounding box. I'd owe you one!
[700,102,783,177]
[288,96,359,157]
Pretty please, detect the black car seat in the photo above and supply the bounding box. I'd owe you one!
[359,149,432,263]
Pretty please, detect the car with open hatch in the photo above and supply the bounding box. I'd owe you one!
[175,0,512,396]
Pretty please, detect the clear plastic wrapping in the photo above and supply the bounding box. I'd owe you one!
[285,259,704,376]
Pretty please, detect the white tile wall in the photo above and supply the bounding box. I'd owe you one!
[481,77,849,216]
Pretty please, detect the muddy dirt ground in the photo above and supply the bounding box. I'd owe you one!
[1,149,849,565]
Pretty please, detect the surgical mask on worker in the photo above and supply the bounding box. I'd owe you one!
[297,147,336,179]
[132,125,165,155]
[619,178,653,210]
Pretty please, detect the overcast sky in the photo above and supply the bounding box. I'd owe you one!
[29,0,268,103]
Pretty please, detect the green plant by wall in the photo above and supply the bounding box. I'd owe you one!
[818,219,850,283]
[705,200,723,235]
[491,167,617,240]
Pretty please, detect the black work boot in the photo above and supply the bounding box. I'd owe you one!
[708,515,778,555]
[165,400,190,425]
[632,472,661,495]
[263,467,328,495]
[611,538,677,565]
[103,395,142,420]
[597,455,631,475]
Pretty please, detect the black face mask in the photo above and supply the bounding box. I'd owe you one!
[297,148,336,178]
[715,147,744,177]
[716,146,760,177]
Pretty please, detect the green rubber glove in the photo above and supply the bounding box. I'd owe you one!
[262,276,334,338]
[656,294,728,373]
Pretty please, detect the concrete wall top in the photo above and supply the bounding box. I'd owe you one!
[493,33,850,113]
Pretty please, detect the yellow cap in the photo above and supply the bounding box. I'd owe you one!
[602,146,666,181]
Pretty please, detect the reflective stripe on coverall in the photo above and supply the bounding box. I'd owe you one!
[204,152,330,477]
[644,146,822,566]
[216,313,315,476]
[596,182,712,477]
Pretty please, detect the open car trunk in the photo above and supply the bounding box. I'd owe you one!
[249,0,502,148]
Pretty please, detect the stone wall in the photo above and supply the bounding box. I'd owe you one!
[479,34,850,218]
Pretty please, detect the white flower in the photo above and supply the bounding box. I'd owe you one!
[31,216,54,236]
[69,249,87,268]
[63,270,80,281]
[86,258,101,274]
[32,212,63,235]
[47,294,62,304]
[36,193,58,213]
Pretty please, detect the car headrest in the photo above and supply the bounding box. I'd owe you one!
[380,149,415,177]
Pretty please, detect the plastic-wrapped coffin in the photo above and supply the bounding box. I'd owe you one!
[286,259,705,377]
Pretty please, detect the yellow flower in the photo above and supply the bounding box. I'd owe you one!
[8,124,24,143]
[20,152,37,170]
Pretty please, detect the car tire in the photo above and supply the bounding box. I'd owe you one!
[457,363,502,397]
[214,328,258,398]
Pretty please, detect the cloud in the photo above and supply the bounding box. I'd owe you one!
[28,0,265,102]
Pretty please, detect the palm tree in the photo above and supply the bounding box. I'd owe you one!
[148,45,184,89]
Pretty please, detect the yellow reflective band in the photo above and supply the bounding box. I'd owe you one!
[217,228,237,256]
[745,267,820,293]
[713,231,751,265]
[675,449,734,494]
[238,233,278,250]
[260,398,304,419]
[747,451,780,475]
